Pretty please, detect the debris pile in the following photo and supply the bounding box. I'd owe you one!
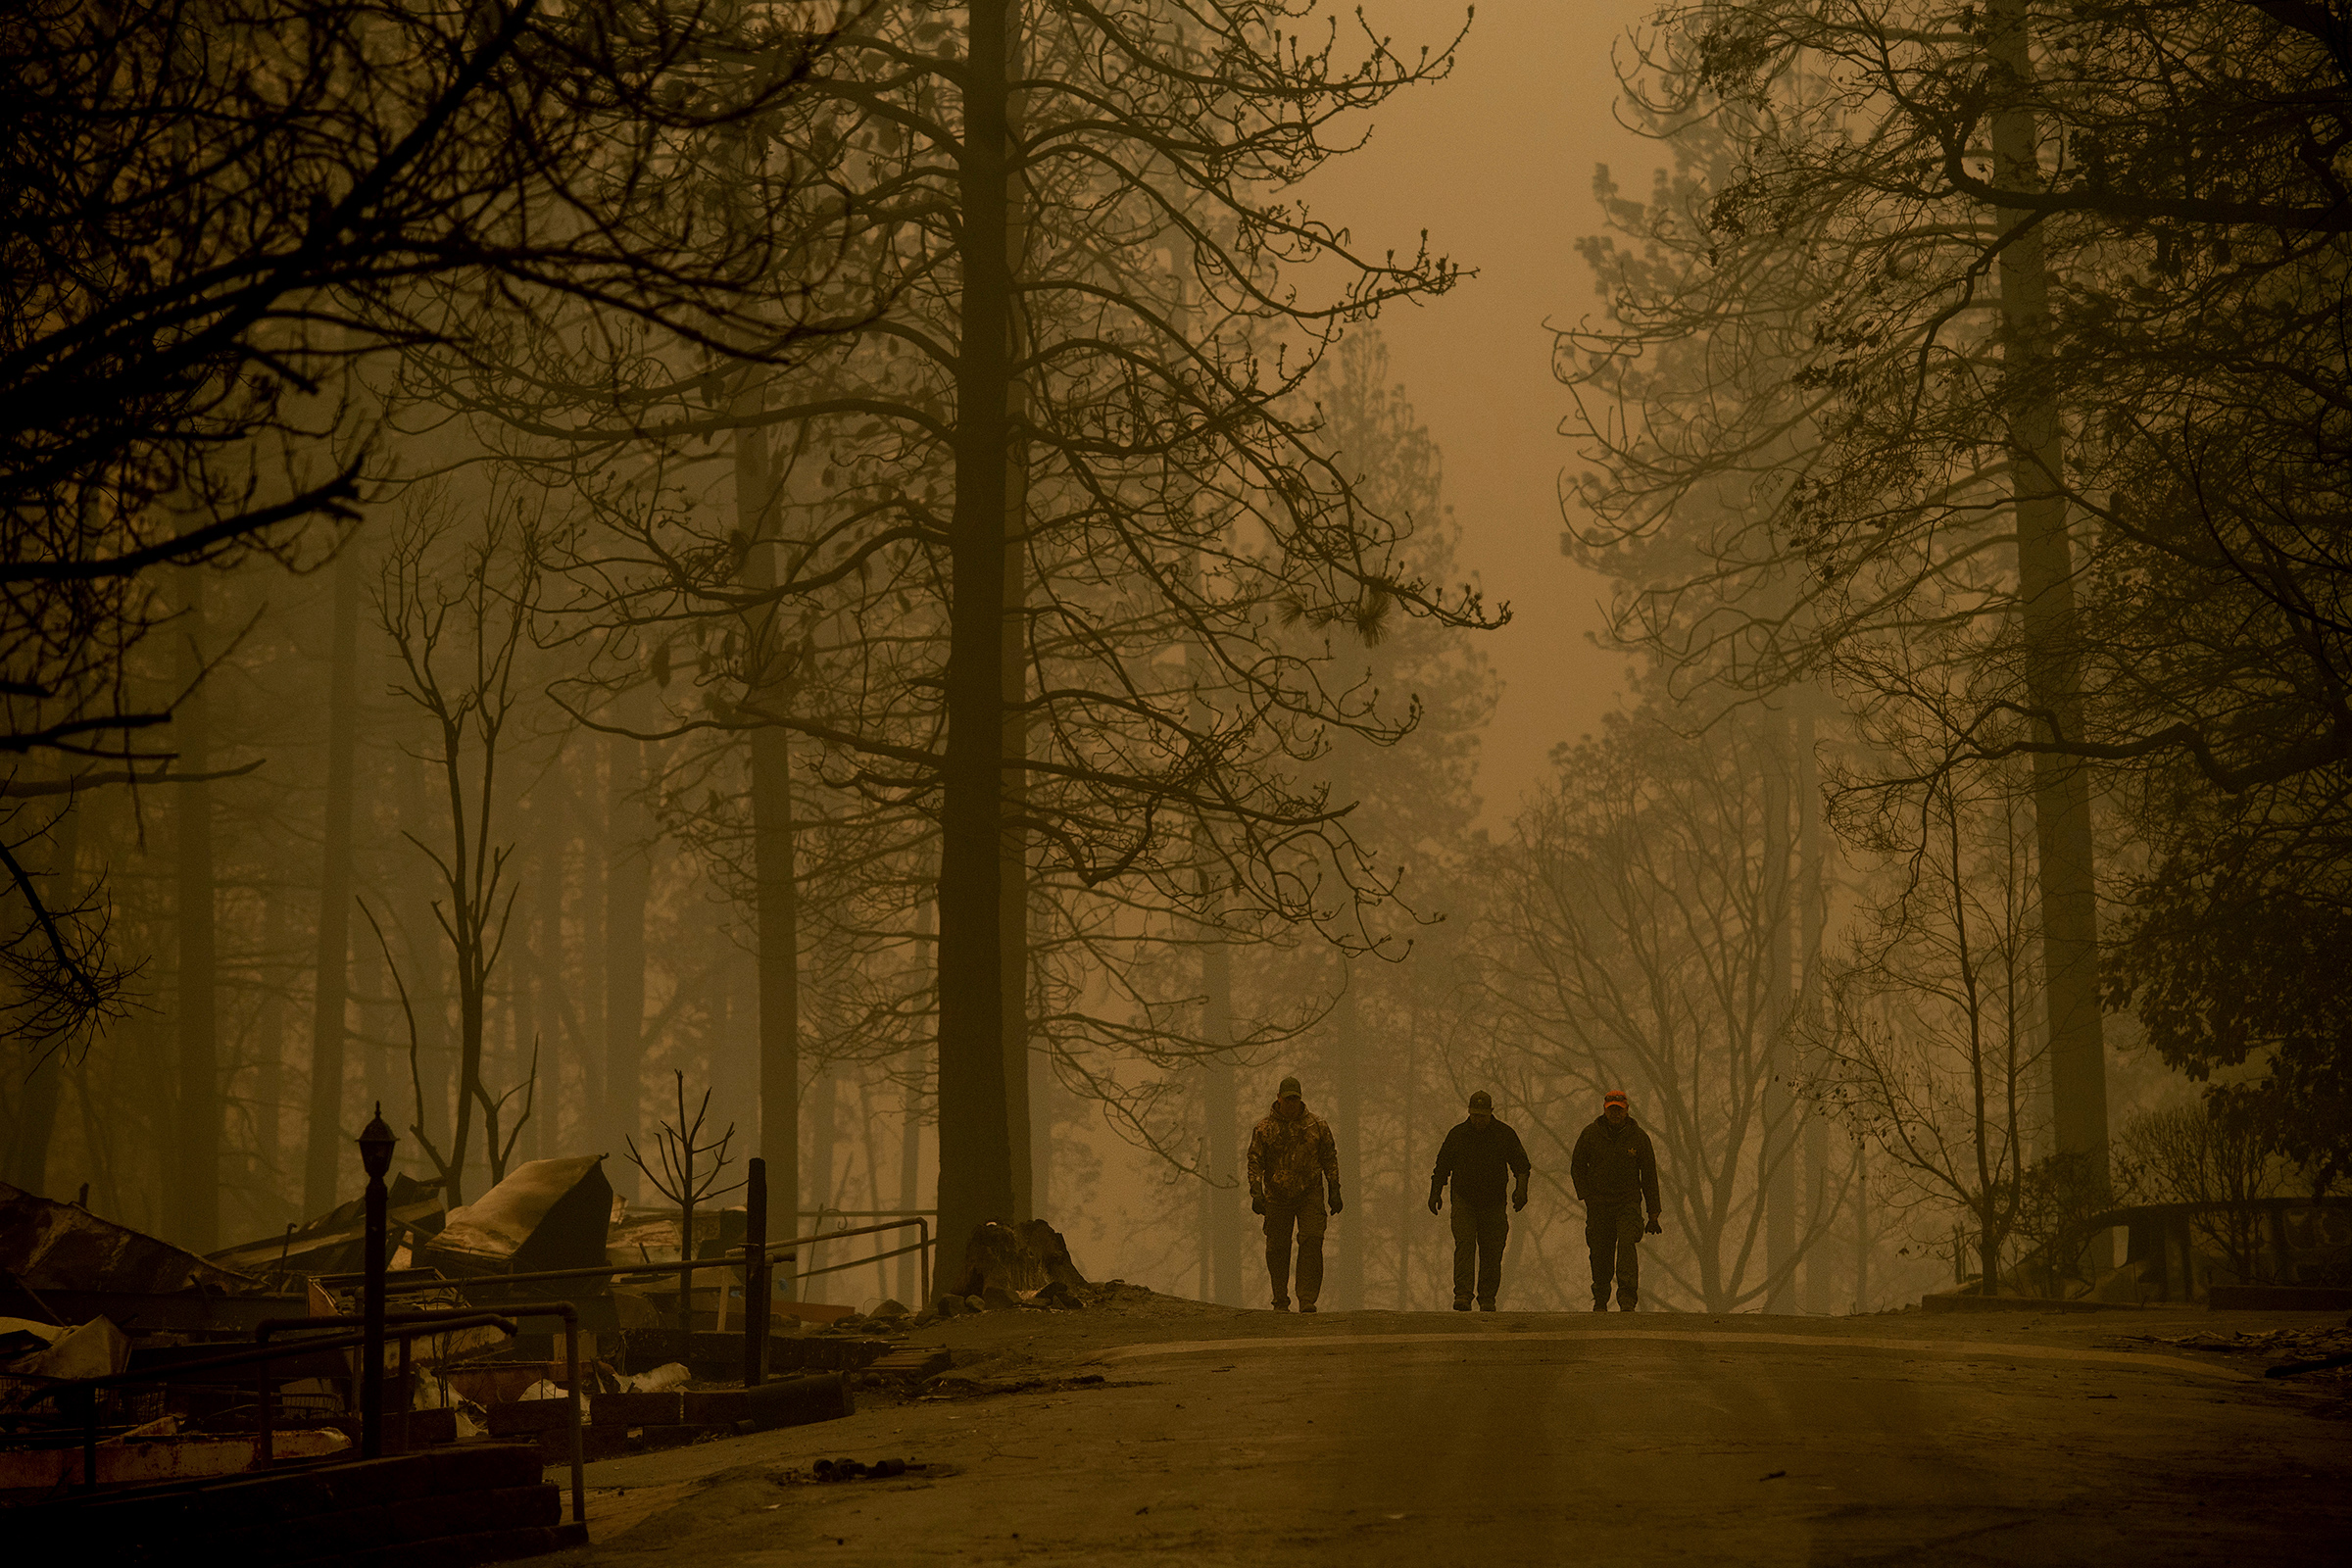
[1,1182,258,1299]
[204,1174,447,1282]
[423,1156,614,1277]
[2126,1322,2352,1380]
[1,1158,876,1505]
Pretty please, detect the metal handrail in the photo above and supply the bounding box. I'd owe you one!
[779,1217,934,1305]
[798,1237,929,1285]
[356,1216,932,1304]
[48,1313,521,1492]
[266,1300,586,1526]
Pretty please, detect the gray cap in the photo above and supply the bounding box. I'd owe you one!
[1467,1090,1493,1112]
[1278,1075,1302,1099]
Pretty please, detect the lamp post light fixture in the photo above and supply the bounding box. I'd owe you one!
[357,1102,395,1458]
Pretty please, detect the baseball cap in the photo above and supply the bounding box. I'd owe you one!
[1467,1091,1494,1112]
[1603,1090,1629,1107]
[1278,1075,1302,1099]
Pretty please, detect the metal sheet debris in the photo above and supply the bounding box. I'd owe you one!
[0,1183,258,1296]
[425,1157,614,1275]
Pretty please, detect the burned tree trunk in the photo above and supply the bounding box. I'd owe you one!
[734,393,803,1298]
[604,709,651,1199]
[948,1216,1090,1305]
[303,505,365,1213]
[1796,696,1834,1313]
[1763,710,1794,1311]
[174,569,220,1251]
[932,0,1020,1289]
[1989,0,2109,1213]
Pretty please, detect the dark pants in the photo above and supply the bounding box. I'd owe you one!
[1587,1198,1645,1306]
[1263,1189,1328,1308]
[1449,1200,1509,1306]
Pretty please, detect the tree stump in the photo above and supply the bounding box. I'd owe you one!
[945,1217,1092,1304]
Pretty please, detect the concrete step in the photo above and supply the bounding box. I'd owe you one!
[863,1347,951,1383]
[10,1444,573,1566]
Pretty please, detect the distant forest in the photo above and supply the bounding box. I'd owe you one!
[3,0,2344,1312]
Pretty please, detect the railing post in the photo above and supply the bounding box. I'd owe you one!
[357,1103,396,1459]
[78,1383,97,1490]
[744,1157,768,1388]
[395,1332,414,1454]
[560,1308,584,1524]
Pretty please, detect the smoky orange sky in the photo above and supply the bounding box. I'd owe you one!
[1303,0,1660,824]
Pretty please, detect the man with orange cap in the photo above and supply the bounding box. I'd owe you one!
[1570,1089,1662,1310]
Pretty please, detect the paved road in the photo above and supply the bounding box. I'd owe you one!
[550,1312,2352,1565]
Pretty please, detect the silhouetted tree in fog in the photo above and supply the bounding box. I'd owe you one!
[1469,704,1841,1312]
[1591,0,2352,1210]
[368,493,544,1206]
[1,0,851,1076]
[442,0,1491,1272]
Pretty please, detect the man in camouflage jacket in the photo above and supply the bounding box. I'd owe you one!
[1247,1074,1342,1312]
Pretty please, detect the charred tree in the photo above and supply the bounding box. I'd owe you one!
[303,542,365,1213]
[932,0,1021,1271]
[173,569,220,1250]
[1762,711,1794,1311]
[1986,0,2109,1205]
[604,705,653,1199]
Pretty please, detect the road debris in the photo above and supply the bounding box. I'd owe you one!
[2122,1324,2352,1382]
[775,1456,948,1484]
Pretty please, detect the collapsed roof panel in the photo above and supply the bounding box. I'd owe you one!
[207,1174,447,1280]
[423,1157,613,1276]
[0,1183,258,1296]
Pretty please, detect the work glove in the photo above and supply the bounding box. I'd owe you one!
[1644,1213,1663,1236]
[1427,1192,1444,1216]
[1327,1181,1344,1215]
[1512,1185,1528,1213]
[1250,1192,1265,1216]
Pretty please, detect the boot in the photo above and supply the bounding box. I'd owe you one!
[1617,1295,1639,1312]
[1271,1298,1292,1312]
[1476,1299,1496,1311]
[1452,1296,1472,1312]
[1299,1304,1318,1313]
[1592,1296,1609,1312]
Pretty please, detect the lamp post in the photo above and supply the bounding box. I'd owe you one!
[357,1102,396,1459]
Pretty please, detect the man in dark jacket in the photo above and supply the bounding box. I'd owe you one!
[1569,1089,1662,1310]
[1427,1090,1533,1311]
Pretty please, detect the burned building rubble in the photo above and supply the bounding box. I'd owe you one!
[0,1154,921,1558]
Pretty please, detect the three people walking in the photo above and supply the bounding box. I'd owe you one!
[1244,1077,1664,1314]
[1427,1090,1532,1310]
